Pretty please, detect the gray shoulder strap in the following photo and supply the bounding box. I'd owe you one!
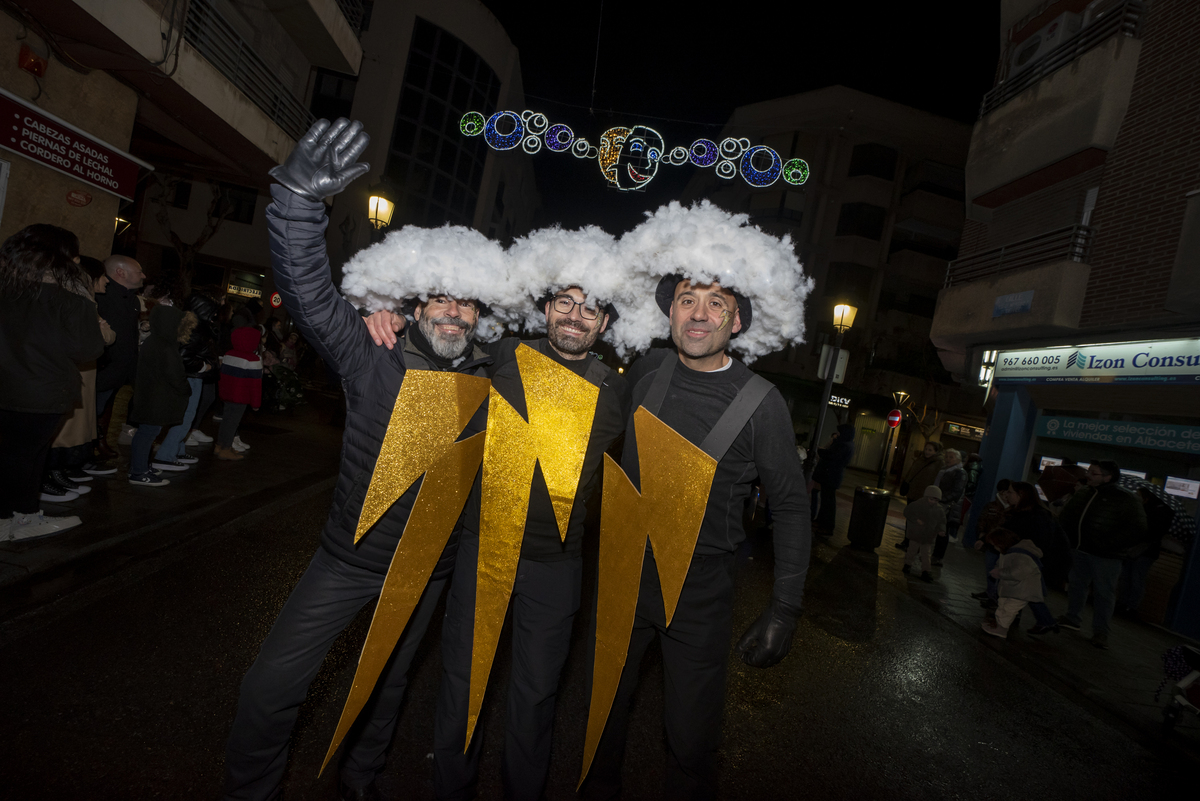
[640,352,677,416]
[699,374,775,461]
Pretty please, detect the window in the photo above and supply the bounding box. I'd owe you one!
[217,183,258,225]
[168,181,191,210]
[847,143,897,181]
[901,160,965,201]
[824,262,874,306]
[385,17,500,228]
[310,68,358,122]
[836,202,887,240]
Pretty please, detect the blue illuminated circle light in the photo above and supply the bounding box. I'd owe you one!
[461,111,812,191]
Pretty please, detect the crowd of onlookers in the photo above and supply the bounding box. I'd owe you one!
[0,224,310,543]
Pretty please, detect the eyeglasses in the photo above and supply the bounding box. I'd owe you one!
[426,296,477,313]
[550,295,602,320]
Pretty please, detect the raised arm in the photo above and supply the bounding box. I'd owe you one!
[266,119,380,380]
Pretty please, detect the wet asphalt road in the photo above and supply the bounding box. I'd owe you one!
[0,488,1187,800]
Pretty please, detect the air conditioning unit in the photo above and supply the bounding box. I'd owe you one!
[1083,0,1126,28]
[1009,11,1082,76]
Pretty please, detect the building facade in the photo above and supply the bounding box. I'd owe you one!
[681,86,983,480]
[12,0,536,306]
[931,0,1200,636]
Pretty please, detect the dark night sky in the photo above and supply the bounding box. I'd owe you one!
[478,1,1001,234]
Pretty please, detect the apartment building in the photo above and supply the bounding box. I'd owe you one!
[681,86,983,481]
[931,0,1200,636]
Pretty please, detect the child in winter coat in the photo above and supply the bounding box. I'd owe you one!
[903,485,946,582]
[217,326,262,461]
[981,529,1059,638]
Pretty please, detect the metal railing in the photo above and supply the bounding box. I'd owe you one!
[980,0,1143,118]
[184,0,315,141]
[336,0,365,33]
[944,225,1093,287]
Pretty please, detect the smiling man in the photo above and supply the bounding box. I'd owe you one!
[366,283,630,801]
[582,274,810,801]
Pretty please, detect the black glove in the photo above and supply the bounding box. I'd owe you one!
[735,598,799,669]
[268,118,371,201]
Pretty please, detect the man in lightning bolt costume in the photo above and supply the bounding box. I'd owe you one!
[365,281,630,801]
[580,274,811,801]
[222,120,496,801]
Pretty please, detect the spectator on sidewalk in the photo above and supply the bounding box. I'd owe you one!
[895,440,945,551]
[902,485,945,583]
[215,326,262,461]
[1002,482,1071,592]
[1118,487,1174,617]
[971,479,1013,608]
[931,448,966,566]
[810,423,855,537]
[0,224,106,541]
[44,256,115,497]
[1057,460,1146,649]
[94,255,145,460]
[964,452,983,504]
[127,304,194,486]
[157,289,220,467]
[981,528,1058,638]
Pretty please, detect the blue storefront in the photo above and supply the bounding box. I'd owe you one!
[967,337,1200,638]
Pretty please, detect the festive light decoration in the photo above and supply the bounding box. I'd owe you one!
[484,111,524,151]
[783,158,810,185]
[461,111,812,191]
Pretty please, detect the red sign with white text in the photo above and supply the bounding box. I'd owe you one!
[270,292,282,309]
[887,410,902,428]
[0,88,151,200]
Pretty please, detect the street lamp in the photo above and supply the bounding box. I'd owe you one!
[806,302,857,481]
[367,181,396,240]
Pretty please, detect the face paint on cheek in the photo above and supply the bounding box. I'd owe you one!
[716,309,732,332]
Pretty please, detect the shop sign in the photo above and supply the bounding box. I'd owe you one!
[65,189,91,206]
[228,284,262,299]
[0,87,152,201]
[993,290,1033,317]
[1036,414,1200,455]
[994,338,1200,386]
[828,394,850,408]
[945,421,984,440]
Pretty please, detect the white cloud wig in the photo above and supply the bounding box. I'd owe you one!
[507,225,658,356]
[340,224,521,340]
[620,201,814,362]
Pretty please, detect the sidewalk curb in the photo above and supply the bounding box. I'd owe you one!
[0,471,338,626]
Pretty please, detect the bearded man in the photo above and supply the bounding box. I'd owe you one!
[222,119,494,801]
[366,282,630,801]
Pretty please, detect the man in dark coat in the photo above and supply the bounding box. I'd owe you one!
[126,304,192,485]
[1056,460,1147,649]
[94,255,144,456]
[221,120,493,801]
[811,423,856,536]
[895,440,944,551]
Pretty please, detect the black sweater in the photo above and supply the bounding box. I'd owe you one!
[623,349,810,609]
[462,337,630,561]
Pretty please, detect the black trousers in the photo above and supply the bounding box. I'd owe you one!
[222,547,448,800]
[0,410,65,518]
[583,552,736,801]
[811,482,838,533]
[433,533,582,801]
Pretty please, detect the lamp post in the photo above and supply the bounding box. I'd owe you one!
[366,181,396,242]
[806,303,856,481]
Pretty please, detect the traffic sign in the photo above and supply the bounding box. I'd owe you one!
[270,292,282,309]
[887,409,902,428]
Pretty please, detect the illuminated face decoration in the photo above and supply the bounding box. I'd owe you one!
[598,125,664,191]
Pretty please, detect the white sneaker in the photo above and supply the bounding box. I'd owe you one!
[232,435,250,452]
[186,429,213,444]
[8,510,82,541]
[118,424,137,445]
[39,484,79,503]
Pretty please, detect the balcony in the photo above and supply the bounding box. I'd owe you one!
[966,5,1142,206]
[185,0,316,141]
[980,1,1144,118]
[262,0,363,73]
[945,225,1092,287]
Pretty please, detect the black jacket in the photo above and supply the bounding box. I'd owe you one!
[181,292,221,381]
[95,280,141,391]
[0,283,106,414]
[267,185,491,575]
[813,423,856,490]
[1058,482,1147,559]
[128,305,192,426]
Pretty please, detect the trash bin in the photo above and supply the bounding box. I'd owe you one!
[846,487,892,550]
